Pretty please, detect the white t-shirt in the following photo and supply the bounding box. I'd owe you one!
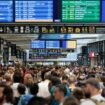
[11,83,19,97]
[37,80,51,98]
[81,94,105,105]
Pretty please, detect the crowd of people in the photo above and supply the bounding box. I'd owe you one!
[0,64,105,105]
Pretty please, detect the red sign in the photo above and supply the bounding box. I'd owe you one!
[89,52,95,58]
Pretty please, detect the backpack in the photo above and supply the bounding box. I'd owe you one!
[91,99,105,105]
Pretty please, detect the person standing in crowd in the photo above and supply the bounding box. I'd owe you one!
[69,75,77,92]
[27,97,49,105]
[11,71,23,97]
[53,84,67,105]
[81,78,105,105]
[3,74,12,86]
[63,96,79,105]
[72,88,85,103]
[61,75,71,97]
[49,76,61,105]
[0,84,13,105]
[23,71,33,87]
[14,84,26,105]
[37,71,51,98]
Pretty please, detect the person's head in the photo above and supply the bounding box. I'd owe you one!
[85,78,101,97]
[3,85,13,103]
[13,71,22,83]
[17,83,26,95]
[69,75,77,85]
[72,88,85,101]
[27,96,49,105]
[62,75,69,85]
[49,76,61,86]
[53,84,67,102]
[0,84,13,104]
[24,73,33,88]
[41,70,49,81]
[49,76,61,92]
[63,96,79,105]
[44,73,50,81]
[4,74,12,85]
[30,83,39,96]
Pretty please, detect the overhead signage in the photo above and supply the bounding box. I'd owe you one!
[0,24,105,34]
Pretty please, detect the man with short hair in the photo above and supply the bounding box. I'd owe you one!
[11,71,23,97]
[81,78,105,105]
[53,84,67,105]
[27,96,49,105]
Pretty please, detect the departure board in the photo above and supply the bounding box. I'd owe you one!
[62,0,100,22]
[31,40,45,49]
[46,41,60,48]
[0,0,13,22]
[15,0,53,22]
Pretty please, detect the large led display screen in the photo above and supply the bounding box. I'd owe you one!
[0,0,105,23]
[0,0,13,22]
[15,0,53,22]
[31,40,45,49]
[62,41,77,49]
[46,41,60,48]
[62,0,100,22]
